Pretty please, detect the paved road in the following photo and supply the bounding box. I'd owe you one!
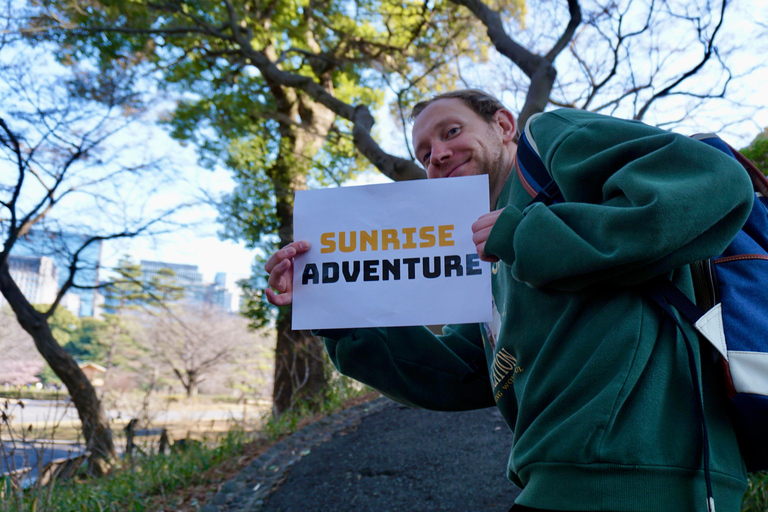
[2,398,251,426]
[1,398,245,485]
[1,399,79,425]
[0,441,85,486]
[203,397,522,512]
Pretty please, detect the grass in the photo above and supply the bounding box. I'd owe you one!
[0,390,68,402]
[743,472,768,512]
[0,379,377,512]
[1,428,251,512]
[8,379,766,512]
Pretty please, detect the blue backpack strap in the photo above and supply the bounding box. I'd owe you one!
[644,279,716,512]
[692,133,736,157]
[516,129,565,205]
[648,278,706,324]
[694,133,768,197]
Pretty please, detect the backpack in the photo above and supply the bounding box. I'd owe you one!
[515,124,768,478]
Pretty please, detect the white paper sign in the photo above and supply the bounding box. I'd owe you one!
[292,175,492,330]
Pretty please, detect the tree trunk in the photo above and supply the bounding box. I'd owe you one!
[272,309,327,415]
[185,372,199,399]
[0,261,116,476]
[265,84,332,415]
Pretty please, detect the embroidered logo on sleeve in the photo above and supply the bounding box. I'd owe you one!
[492,348,523,402]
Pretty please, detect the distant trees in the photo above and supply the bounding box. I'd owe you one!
[0,37,190,474]
[60,317,110,365]
[44,303,81,348]
[18,0,521,415]
[13,0,766,416]
[96,256,183,387]
[45,259,272,402]
[0,307,39,365]
[134,305,266,398]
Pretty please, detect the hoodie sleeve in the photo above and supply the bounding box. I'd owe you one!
[484,109,754,291]
[317,323,495,411]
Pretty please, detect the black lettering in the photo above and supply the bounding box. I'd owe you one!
[302,263,319,285]
[403,258,420,279]
[466,253,482,275]
[444,255,463,277]
[382,259,400,281]
[322,262,339,283]
[342,260,360,281]
[363,260,379,281]
[423,256,441,279]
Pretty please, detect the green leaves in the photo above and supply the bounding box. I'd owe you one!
[27,0,512,331]
[741,130,768,176]
[41,303,82,346]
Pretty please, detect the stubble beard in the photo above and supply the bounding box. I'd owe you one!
[478,132,508,205]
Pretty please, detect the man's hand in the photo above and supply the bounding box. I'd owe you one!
[471,210,502,263]
[265,241,311,306]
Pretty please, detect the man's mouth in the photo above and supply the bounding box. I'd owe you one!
[445,160,470,178]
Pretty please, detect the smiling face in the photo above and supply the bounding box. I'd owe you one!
[411,98,517,207]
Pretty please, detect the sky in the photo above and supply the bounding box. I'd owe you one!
[100,134,257,284]
[20,0,768,287]
[100,126,392,284]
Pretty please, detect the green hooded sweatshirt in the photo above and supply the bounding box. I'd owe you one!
[320,109,754,511]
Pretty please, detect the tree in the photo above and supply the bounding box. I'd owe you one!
[21,0,519,414]
[742,129,768,175]
[42,302,81,346]
[35,363,62,385]
[19,0,764,414]
[0,40,190,475]
[135,305,265,398]
[62,316,109,363]
[98,256,162,387]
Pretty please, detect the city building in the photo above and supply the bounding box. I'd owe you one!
[140,260,245,313]
[140,260,204,288]
[11,230,102,317]
[211,272,245,313]
[99,259,244,314]
[3,255,59,306]
[58,292,82,317]
[4,232,244,316]
[140,259,206,303]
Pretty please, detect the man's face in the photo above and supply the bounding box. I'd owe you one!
[411,98,506,182]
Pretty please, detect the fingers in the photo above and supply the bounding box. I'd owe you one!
[474,241,499,263]
[471,210,501,233]
[264,241,310,273]
[265,241,311,306]
[266,288,293,306]
[266,258,292,293]
[472,210,502,263]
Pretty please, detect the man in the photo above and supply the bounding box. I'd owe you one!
[265,90,753,511]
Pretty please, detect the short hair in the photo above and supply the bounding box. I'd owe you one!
[409,89,508,123]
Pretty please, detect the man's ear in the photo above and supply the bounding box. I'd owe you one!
[493,109,517,144]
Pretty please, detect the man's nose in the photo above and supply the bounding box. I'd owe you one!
[430,142,451,166]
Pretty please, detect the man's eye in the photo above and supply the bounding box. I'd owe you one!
[447,127,459,137]
[422,152,431,163]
